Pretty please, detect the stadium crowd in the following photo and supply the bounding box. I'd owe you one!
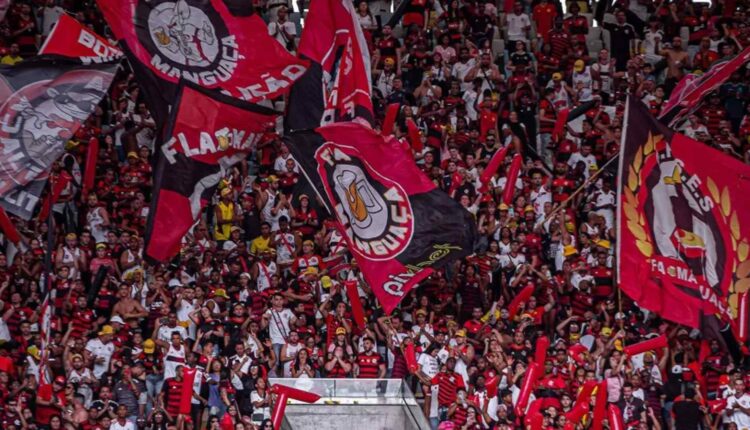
[1,0,750,429]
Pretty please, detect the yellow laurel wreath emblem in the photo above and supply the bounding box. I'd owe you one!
[623,133,749,318]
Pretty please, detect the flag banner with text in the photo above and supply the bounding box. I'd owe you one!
[288,122,476,313]
[618,99,750,329]
[0,56,117,219]
[145,83,276,262]
[97,0,306,124]
[39,14,122,60]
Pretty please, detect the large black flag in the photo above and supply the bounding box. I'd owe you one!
[97,0,307,126]
[0,56,117,219]
[287,123,476,313]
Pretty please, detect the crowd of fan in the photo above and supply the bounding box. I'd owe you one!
[1,0,750,429]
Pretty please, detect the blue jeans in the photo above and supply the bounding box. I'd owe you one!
[146,374,164,415]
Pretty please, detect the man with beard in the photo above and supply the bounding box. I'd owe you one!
[354,336,385,379]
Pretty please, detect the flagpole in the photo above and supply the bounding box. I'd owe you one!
[534,154,620,229]
[42,176,56,297]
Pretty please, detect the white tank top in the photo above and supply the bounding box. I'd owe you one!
[87,207,108,243]
[164,344,186,379]
[261,190,277,223]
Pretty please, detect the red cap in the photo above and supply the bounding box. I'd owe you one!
[54,376,66,385]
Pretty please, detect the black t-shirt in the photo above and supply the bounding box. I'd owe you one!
[672,399,703,430]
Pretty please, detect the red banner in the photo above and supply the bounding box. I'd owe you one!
[96,0,307,108]
[40,14,122,59]
[618,99,750,330]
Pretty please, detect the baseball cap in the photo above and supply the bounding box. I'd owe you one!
[214,288,229,299]
[110,315,125,325]
[54,375,66,385]
[127,151,138,159]
[98,325,114,336]
[143,339,156,354]
[455,329,467,337]
[574,60,585,72]
[335,327,347,335]
[552,72,562,81]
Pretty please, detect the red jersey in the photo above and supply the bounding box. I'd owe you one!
[356,351,383,378]
[533,3,557,42]
[431,371,466,407]
[564,15,589,43]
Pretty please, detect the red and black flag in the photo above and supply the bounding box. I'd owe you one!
[285,0,373,131]
[145,83,276,262]
[96,0,307,124]
[618,98,750,331]
[40,14,122,60]
[287,123,476,314]
[0,56,117,219]
[659,45,750,126]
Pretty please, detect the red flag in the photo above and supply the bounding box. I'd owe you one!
[270,384,320,430]
[552,108,570,141]
[568,343,588,365]
[565,402,590,425]
[534,336,550,365]
[607,404,624,430]
[406,119,423,153]
[478,145,510,193]
[660,45,750,126]
[38,171,72,221]
[591,380,608,430]
[508,285,534,317]
[525,399,543,429]
[81,137,99,197]
[40,14,121,59]
[709,398,727,414]
[405,341,419,373]
[382,103,399,136]
[344,281,366,329]
[515,362,541,416]
[0,208,20,244]
[618,99,750,331]
[501,154,522,205]
[286,0,373,129]
[145,84,276,262]
[486,375,500,398]
[179,368,197,415]
[623,335,668,356]
[289,123,475,314]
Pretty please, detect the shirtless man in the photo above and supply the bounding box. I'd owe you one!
[112,284,149,321]
[660,36,690,90]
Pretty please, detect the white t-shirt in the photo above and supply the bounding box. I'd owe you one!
[506,13,531,42]
[452,59,476,91]
[85,338,115,378]
[417,353,440,378]
[726,393,750,428]
[567,152,598,179]
[109,419,136,430]
[264,308,296,344]
[268,20,297,50]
